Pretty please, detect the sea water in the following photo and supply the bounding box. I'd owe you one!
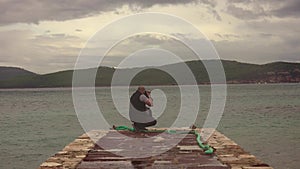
[0,84,299,169]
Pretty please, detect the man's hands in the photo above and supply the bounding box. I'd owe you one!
[146,90,151,97]
[145,91,153,107]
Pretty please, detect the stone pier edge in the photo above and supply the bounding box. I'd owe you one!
[38,128,273,169]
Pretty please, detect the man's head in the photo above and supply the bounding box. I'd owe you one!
[137,86,146,93]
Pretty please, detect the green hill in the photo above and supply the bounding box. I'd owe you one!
[0,67,36,81]
[0,60,299,88]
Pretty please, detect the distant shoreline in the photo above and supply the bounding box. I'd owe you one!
[0,82,299,91]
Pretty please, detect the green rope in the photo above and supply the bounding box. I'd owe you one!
[194,131,214,154]
[113,125,214,154]
[114,125,135,132]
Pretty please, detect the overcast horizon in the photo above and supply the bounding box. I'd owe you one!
[1,0,300,74]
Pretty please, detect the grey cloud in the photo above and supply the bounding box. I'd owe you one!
[215,33,222,39]
[226,3,267,20]
[33,33,80,42]
[51,33,66,37]
[0,0,215,25]
[215,33,240,39]
[226,0,246,3]
[259,33,274,38]
[226,0,300,20]
[271,0,300,18]
[210,9,222,21]
[196,0,217,7]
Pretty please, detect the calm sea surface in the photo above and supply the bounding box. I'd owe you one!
[0,84,299,169]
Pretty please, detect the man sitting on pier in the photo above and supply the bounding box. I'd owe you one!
[129,86,157,131]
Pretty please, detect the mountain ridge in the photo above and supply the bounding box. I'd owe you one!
[0,67,37,81]
[0,60,299,88]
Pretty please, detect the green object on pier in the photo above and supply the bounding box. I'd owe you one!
[194,131,214,154]
[114,125,135,132]
[113,125,214,154]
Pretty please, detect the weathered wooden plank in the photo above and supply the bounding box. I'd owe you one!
[38,128,273,169]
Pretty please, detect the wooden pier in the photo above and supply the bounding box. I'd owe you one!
[39,128,273,169]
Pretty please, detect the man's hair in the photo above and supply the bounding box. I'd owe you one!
[138,86,145,91]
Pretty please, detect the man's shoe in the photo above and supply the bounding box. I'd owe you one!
[132,123,141,132]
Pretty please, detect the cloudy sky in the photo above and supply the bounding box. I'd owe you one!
[0,0,299,74]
